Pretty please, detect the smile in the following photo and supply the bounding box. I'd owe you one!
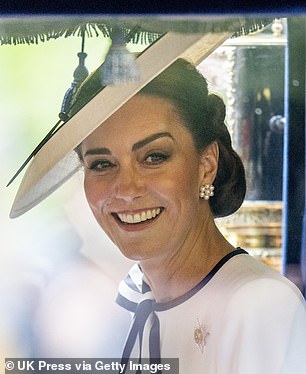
[115,208,163,224]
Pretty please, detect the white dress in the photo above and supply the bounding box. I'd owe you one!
[116,249,306,373]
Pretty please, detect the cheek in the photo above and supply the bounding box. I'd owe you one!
[153,162,200,208]
[171,160,201,196]
[83,177,109,213]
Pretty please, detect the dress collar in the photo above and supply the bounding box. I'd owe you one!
[116,248,248,313]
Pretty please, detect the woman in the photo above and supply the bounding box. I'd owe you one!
[9,47,306,370]
[67,58,306,373]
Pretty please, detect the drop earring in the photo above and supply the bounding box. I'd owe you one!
[199,184,215,200]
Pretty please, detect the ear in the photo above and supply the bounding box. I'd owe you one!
[198,142,219,185]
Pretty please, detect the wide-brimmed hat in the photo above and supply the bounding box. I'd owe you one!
[8,17,271,218]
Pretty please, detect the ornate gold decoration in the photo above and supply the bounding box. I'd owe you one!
[216,201,283,271]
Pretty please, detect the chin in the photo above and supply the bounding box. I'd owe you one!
[118,247,150,262]
[115,243,159,262]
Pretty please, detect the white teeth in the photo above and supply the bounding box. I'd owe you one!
[133,213,141,223]
[126,214,133,224]
[117,208,162,224]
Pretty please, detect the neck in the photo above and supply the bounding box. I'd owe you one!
[139,217,234,303]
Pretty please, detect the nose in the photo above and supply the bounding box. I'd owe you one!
[114,163,146,202]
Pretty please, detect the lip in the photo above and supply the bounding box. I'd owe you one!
[111,207,164,232]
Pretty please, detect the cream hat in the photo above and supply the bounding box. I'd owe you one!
[8,18,271,218]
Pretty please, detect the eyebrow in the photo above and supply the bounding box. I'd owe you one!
[83,132,174,157]
[84,147,111,157]
[132,132,174,152]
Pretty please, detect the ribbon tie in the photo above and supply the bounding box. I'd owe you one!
[116,265,161,373]
[120,299,161,374]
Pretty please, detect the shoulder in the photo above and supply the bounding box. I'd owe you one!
[219,252,303,295]
[214,254,306,372]
[212,252,305,316]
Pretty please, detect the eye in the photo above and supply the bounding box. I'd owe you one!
[87,159,115,172]
[144,152,170,165]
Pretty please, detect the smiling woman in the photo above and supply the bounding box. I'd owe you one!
[8,31,306,373]
[80,94,213,265]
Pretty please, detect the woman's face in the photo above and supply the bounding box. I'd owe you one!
[80,95,214,261]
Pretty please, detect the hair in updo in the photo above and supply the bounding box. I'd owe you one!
[71,58,246,218]
[140,59,246,217]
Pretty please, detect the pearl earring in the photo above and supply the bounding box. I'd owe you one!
[199,184,215,200]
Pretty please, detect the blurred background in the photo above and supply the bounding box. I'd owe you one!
[0,27,135,361]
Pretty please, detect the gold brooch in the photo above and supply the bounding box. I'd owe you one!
[194,319,209,353]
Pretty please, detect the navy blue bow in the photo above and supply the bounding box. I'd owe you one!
[120,299,161,373]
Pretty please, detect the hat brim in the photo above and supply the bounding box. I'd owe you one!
[9,31,232,218]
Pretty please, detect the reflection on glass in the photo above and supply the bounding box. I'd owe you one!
[200,19,287,272]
